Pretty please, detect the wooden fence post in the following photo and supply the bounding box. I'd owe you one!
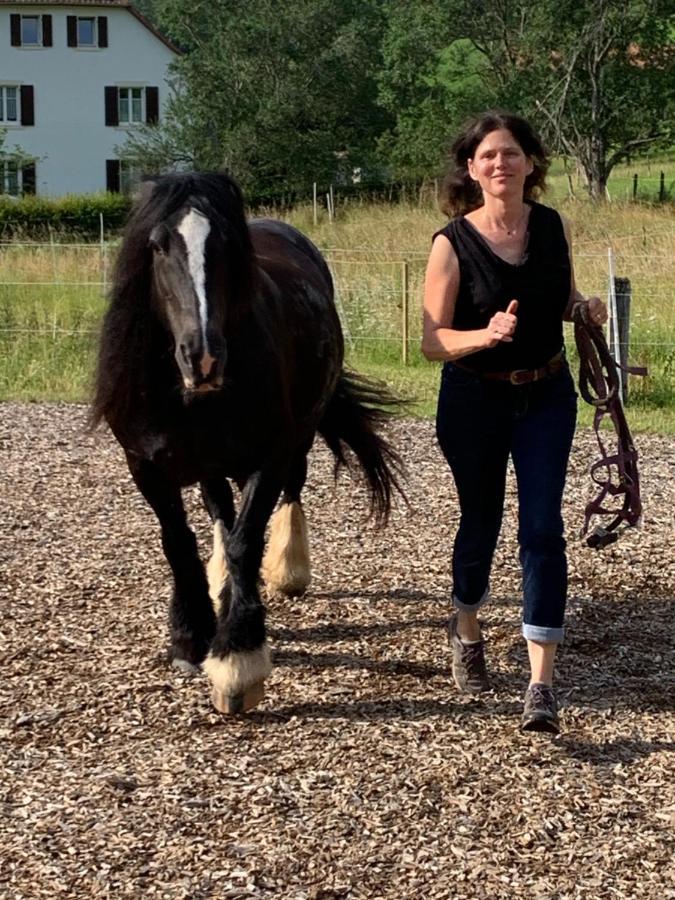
[659,171,666,202]
[632,173,638,200]
[401,260,409,365]
[610,276,632,404]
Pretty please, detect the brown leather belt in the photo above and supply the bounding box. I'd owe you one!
[454,351,564,385]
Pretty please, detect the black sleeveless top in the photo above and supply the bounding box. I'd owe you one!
[433,201,571,372]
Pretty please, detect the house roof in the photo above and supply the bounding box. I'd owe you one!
[0,0,181,54]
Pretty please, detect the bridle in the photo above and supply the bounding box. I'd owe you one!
[572,302,647,549]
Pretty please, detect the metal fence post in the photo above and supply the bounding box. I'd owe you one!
[401,260,409,365]
[614,276,632,404]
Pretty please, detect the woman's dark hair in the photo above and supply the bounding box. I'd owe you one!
[439,111,550,218]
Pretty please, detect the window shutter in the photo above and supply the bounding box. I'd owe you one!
[20,86,35,126]
[11,14,21,46]
[105,86,119,126]
[98,17,108,48]
[106,160,120,193]
[67,16,78,48]
[42,15,53,47]
[146,87,159,124]
[22,163,36,195]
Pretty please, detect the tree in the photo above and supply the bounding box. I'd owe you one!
[377,2,496,179]
[455,0,675,198]
[120,0,390,196]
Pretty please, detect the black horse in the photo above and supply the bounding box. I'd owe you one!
[91,172,403,714]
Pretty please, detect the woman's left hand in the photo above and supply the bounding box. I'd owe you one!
[587,296,608,326]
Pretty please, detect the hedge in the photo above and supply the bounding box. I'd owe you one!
[0,192,132,241]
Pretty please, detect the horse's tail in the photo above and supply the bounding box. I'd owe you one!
[317,371,406,526]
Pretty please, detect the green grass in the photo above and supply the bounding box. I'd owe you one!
[0,187,673,433]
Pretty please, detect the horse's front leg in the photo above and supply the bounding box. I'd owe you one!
[203,465,285,713]
[200,478,235,617]
[128,457,216,667]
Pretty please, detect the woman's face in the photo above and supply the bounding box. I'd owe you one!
[467,128,534,200]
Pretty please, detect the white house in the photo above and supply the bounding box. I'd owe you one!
[0,0,179,196]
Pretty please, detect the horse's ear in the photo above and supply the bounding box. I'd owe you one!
[149,222,171,253]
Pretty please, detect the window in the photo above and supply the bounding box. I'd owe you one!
[68,15,107,49]
[0,86,35,127]
[106,159,143,194]
[10,14,52,48]
[0,87,19,123]
[120,161,143,194]
[1,161,20,196]
[119,87,143,125]
[21,16,40,46]
[0,162,36,197]
[77,17,96,46]
[106,86,158,127]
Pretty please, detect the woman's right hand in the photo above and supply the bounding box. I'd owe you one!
[484,299,518,348]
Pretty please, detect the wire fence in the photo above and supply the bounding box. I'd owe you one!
[1,240,674,405]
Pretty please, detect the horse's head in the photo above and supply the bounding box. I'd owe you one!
[148,206,226,393]
[136,173,253,396]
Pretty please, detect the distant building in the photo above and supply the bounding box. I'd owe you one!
[0,0,179,196]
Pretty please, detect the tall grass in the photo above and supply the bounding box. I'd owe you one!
[0,171,673,431]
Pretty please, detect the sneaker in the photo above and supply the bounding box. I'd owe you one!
[521,682,560,734]
[448,615,490,694]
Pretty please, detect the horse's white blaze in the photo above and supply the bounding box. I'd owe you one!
[262,501,311,596]
[207,519,228,615]
[177,207,211,354]
[203,644,272,696]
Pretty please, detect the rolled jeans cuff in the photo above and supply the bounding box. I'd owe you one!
[452,588,490,613]
[522,623,564,643]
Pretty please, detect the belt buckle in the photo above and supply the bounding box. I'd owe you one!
[509,369,529,385]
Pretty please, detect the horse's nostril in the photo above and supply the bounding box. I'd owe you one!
[200,351,216,378]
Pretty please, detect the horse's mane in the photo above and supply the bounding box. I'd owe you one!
[90,172,254,431]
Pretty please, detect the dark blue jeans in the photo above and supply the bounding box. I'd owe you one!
[436,361,577,642]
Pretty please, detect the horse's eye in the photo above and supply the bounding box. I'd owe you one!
[149,224,170,254]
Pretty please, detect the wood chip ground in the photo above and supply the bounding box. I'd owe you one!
[1,403,673,899]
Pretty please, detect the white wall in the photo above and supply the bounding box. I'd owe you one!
[1,4,177,196]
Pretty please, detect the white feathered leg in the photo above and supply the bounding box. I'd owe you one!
[203,644,272,714]
[262,501,311,596]
[206,520,228,615]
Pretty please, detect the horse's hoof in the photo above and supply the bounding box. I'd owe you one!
[171,658,200,676]
[211,680,265,714]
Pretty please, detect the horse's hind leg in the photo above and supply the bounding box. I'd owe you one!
[200,479,235,617]
[128,458,216,668]
[262,451,311,597]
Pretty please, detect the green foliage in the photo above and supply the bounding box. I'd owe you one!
[453,0,675,196]
[0,127,32,167]
[377,4,495,178]
[121,0,390,195]
[0,193,131,239]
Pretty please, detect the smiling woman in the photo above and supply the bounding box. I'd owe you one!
[422,111,608,734]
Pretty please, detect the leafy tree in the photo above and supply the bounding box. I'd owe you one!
[121,0,390,196]
[455,0,675,197]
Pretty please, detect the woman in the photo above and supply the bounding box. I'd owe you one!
[422,111,607,733]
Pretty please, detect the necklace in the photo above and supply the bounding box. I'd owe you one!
[492,207,527,236]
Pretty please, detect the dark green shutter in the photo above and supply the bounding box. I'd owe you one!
[146,87,159,124]
[67,16,77,48]
[42,15,53,47]
[106,160,120,193]
[105,86,118,126]
[98,17,108,48]
[20,86,35,126]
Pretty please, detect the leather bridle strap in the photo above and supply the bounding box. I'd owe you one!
[572,302,647,549]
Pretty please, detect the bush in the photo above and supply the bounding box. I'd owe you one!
[0,192,131,241]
